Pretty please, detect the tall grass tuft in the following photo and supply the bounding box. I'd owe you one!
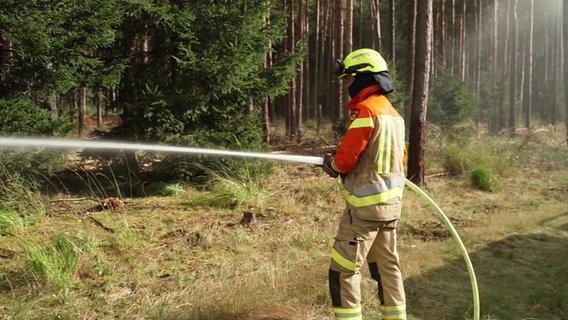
[188,160,272,210]
[0,165,48,217]
[471,164,499,192]
[440,137,517,177]
[23,233,81,291]
[0,209,25,235]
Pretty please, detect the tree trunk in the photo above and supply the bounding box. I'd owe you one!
[493,0,499,71]
[370,0,381,51]
[78,87,87,138]
[296,0,305,141]
[406,0,417,121]
[509,0,518,137]
[262,14,272,143]
[439,0,446,67]
[346,0,353,54]
[286,0,297,139]
[388,0,396,63]
[564,0,568,145]
[407,0,433,186]
[333,0,344,121]
[497,0,511,132]
[450,0,456,74]
[475,0,482,126]
[96,90,103,128]
[459,0,466,82]
[523,0,534,129]
[314,0,321,133]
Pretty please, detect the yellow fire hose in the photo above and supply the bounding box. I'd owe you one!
[404,179,480,320]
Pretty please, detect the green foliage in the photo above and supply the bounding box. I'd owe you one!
[158,109,271,181]
[112,0,302,152]
[440,136,515,179]
[0,97,74,136]
[471,164,499,192]
[0,0,124,97]
[441,143,473,176]
[144,181,185,196]
[24,233,81,291]
[429,70,477,129]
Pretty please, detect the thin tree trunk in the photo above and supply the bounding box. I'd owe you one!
[286,0,297,138]
[262,14,272,143]
[78,87,87,137]
[450,0,456,74]
[346,0,353,54]
[96,90,103,128]
[320,1,332,121]
[440,0,446,67]
[333,0,344,121]
[388,0,396,63]
[497,0,511,132]
[296,0,305,141]
[358,0,363,48]
[550,3,561,126]
[493,0,498,71]
[459,0,466,82]
[563,0,568,145]
[407,0,433,186]
[509,0,518,137]
[475,0,482,126]
[370,0,381,51]
[314,0,321,132]
[523,0,534,129]
[406,0,417,122]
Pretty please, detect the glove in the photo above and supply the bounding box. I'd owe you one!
[322,153,341,178]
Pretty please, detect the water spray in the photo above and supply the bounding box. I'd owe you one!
[0,137,479,320]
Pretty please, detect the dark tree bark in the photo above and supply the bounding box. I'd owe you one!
[406,0,417,121]
[333,0,343,121]
[286,0,297,138]
[407,0,433,185]
[388,0,396,63]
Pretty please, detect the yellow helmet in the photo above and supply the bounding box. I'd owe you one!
[335,48,388,79]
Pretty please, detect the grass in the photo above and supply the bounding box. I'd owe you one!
[0,125,567,319]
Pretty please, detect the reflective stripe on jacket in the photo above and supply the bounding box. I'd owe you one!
[332,85,406,208]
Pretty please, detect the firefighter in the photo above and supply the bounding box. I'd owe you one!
[322,48,407,320]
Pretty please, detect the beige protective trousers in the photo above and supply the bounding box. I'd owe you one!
[329,204,406,320]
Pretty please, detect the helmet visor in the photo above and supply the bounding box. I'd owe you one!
[335,59,347,79]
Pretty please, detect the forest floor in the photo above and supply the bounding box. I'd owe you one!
[0,123,567,320]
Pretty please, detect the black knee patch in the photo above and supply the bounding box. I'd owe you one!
[329,268,341,307]
[368,262,384,304]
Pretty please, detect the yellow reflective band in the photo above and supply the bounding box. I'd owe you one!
[384,119,392,173]
[331,248,357,271]
[380,304,407,320]
[348,117,374,130]
[342,187,403,207]
[333,307,362,320]
[377,115,394,173]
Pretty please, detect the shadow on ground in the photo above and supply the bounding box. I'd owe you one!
[405,212,568,320]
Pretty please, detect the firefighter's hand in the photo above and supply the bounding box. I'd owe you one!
[322,153,340,178]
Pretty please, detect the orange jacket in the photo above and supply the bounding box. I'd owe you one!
[332,85,406,174]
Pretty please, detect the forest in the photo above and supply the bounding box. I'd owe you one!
[1,0,567,182]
